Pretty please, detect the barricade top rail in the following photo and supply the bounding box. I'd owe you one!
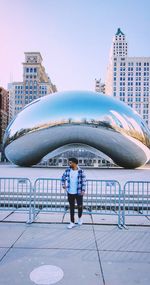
[0,177,31,180]
[124,180,150,191]
[34,178,61,182]
[124,180,150,185]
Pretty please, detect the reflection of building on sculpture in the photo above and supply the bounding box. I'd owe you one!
[39,150,116,168]
[3,90,150,169]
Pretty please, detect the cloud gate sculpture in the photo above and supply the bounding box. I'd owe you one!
[3,90,150,168]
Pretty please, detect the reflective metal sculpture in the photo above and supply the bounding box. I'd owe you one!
[3,90,150,168]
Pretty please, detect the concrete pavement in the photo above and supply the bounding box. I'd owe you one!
[0,164,150,284]
[0,221,150,285]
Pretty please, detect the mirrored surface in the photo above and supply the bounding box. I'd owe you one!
[3,90,150,168]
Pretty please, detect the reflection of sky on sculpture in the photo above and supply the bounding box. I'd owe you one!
[4,90,150,168]
[6,91,150,139]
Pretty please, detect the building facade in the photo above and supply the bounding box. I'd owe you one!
[95,78,105,93]
[0,87,9,152]
[105,28,150,127]
[8,52,57,121]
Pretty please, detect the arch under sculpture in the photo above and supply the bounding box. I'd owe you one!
[3,90,150,168]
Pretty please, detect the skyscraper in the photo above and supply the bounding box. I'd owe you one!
[0,87,9,154]
[8,52,57,121]
[105,28,150,127]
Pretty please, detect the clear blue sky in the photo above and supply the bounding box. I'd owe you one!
[0,0,150,91]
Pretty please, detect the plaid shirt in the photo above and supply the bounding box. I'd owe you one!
[61,167,86,195]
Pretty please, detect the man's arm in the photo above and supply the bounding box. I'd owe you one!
[61,170,67,189]
[81,170,86,194]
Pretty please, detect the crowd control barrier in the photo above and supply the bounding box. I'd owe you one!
[122,181,150,226]
[33,178,122,226]
[0,177,150,228]
[0,177,33,223]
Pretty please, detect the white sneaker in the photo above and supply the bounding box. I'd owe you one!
[78,218,83,226]
[67,222,76,229]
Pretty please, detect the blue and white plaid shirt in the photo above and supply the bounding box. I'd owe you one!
[61,167,86,195]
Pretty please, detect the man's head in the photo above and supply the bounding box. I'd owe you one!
[68,157,78,169]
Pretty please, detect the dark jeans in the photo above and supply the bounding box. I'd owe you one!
[67,193,83,223]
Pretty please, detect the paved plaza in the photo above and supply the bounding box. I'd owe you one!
[1,163,150,185]
[0,222,150,285]
[0,164,150,284]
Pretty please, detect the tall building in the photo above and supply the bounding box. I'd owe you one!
[105,28,150,127]
[95,78,105,94]
[0,87,9,150]
[8,52,57,121]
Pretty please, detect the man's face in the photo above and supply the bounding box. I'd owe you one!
[69,161,76,169]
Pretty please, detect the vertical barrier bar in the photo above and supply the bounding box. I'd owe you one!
[123,181,150,227]
[27,180,32,224]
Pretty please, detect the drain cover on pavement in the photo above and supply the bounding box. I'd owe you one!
[30,265,64,284]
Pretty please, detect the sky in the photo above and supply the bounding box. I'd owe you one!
[0,0,150,91]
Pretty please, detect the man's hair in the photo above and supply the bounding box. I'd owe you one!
[68,157,78,164]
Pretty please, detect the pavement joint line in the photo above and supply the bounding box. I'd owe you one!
[98,249,150,253]
[9,246,98,251]
[0,227,27,263]
[1,219,150,227]
[0,246,149,254]
[91,215,106,285]
[0,210,15,222]
[0,247,12,263]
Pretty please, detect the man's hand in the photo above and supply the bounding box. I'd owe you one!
[62,185,66,190]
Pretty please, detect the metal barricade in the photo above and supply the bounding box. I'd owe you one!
[33,178,68,219]
[0,177,33,223]
[122,181,150,226]
[86,180,122,227]
[33,178,122,227]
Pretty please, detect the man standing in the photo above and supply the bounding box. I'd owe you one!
[61,157,86,229]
